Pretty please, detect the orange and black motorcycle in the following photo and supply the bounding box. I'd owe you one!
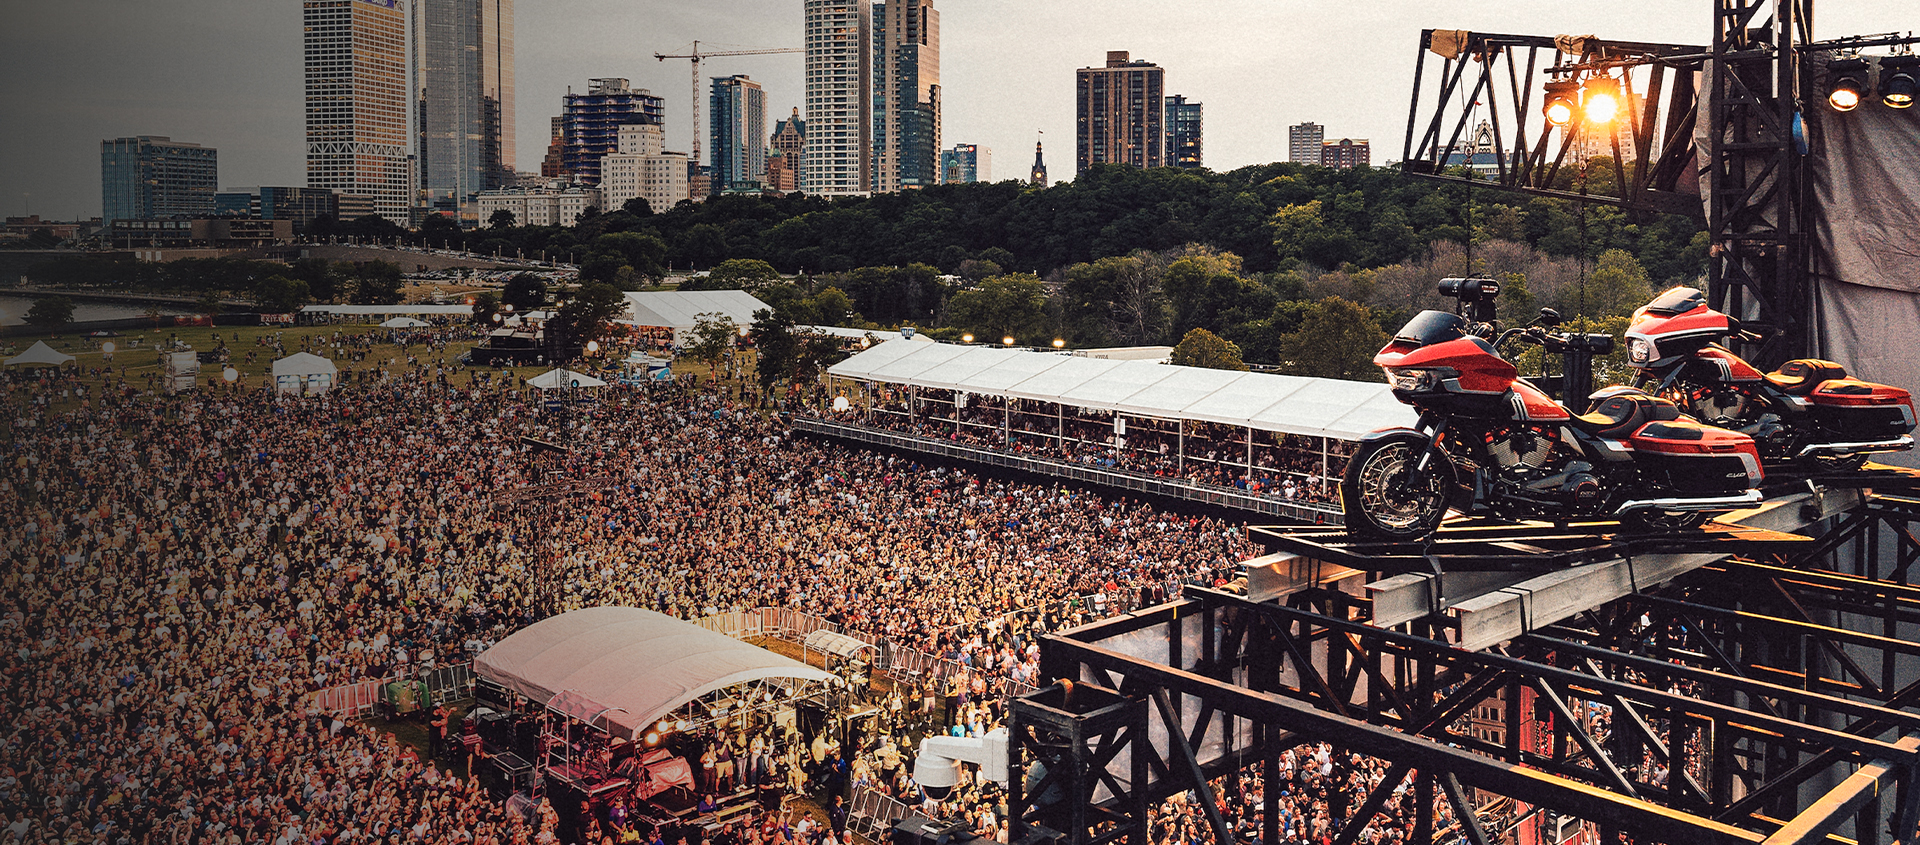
[1624,287,1916,471]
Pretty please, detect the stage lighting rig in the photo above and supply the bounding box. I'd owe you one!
[1883,56,1917,108]
[1581,76,1623,123]
[1827,58,1868,111]
[1542,78,1579,127]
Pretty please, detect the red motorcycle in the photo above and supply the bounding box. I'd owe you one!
[1341,288,1763,541]
[1625,287,1915,470]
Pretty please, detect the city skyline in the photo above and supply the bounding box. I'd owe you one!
[0,0,1899,220]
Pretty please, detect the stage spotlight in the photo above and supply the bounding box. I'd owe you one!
[644,731,660,745]
[1828,59,1868,111]
[1543,79,1579,127]
[1582,77,1622,124]
[1883,57,1917,109]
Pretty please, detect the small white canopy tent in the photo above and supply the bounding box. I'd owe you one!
[379,317,430,328]
[271,352,338,395]
[4,341,75,367]
[527,368,609,390]
[475,606,839,741]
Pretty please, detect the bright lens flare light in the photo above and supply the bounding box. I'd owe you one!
[1542,79,1579,128]
[1583,80,1622,124]
[1545,100,1575,127]
[1829,86,1863,111]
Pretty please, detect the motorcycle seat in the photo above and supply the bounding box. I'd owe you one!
[1572,392,1684,439]
[1765,359,1848,396]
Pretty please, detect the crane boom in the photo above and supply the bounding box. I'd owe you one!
[653,41,803,193]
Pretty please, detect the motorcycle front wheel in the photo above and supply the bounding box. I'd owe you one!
[1341,432,1453,541]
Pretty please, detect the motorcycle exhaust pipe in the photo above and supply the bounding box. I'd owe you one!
[1796,435,1913,457]
[1615,490,1763,515]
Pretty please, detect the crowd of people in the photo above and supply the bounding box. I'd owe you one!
[0,320,1507,844]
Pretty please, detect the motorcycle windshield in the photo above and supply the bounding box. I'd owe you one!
[1644,286,1707,316]
[1394,310,1469,346]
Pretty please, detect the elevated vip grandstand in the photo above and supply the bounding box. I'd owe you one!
[807,341,1417,521]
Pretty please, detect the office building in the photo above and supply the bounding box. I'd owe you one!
[540,116,568,177]
[304,0,411,225]
[107,218,293,250]
[101,136,217,225]
[600,124,689,215]
[473,181,602,227]
[1288,122,1324,165]
[1165,95,1203,170]
[211,186,340,233]
[939,144,989,183]
[415,0,515,224]
[1321,138,1371,169]
[709,75,767,195]
[562,78,665,185]
[769,107,805,188]
[802,0,871,196]
[872,0,940,192]
[1030,138,1047,186]
[1076,51,1165,174]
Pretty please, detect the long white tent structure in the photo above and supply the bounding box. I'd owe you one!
[827,341,1413,440]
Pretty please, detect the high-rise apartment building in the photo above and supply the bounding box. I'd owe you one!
[939,144,988,183]
[1288,122,1324,165]
[1165,95,1203,170]
[802,0,871,196]
[415,0,514,224]
[1076,51,1165,174]
[1321,138,1371,169]
[710,75,767,195]
[562,78,665,185]
[872,0,939,192]
[101,136,217,225]
[305,0,411,225]
[600,124,689,215]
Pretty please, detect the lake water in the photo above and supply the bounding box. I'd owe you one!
[0,294,187,327]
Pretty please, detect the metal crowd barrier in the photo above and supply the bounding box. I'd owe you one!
[847,785,916,839]
[307,662,476,719]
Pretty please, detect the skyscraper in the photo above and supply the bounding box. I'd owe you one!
[101,136,217,225]
[1288,122,1324,165]
[710,75,767,195]
[1076,51,1165,174]
[415,0,514,224]
[1165,95,1203,170]
[802,0,871,196]
[562,78,665,185]
[305,0,411,225]
[872,0,939,192]
[939,144,989,184]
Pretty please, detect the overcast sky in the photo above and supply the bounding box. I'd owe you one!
[0,0,1900,220]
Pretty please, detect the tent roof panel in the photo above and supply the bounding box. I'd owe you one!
[625,290,768,330]
[1054,360,1184,410]
[1181,373,1314,427]
[1003,356,1127,403]
[1248,378,1392,436]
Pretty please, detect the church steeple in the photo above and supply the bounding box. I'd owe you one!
[1030,135,1048,186]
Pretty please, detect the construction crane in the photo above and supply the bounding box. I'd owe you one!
[654,42,804,184]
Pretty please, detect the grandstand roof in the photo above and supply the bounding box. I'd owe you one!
[828,341,1416,440]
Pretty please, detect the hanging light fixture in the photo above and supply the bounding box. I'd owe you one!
[1543,79,1579,127]
[1828,58,1869,111]
[1882,56,1917,109]
[1581,76,1623,124]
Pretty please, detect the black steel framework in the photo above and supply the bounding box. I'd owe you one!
[1010,493,1920,845]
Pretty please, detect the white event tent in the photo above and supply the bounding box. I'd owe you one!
[622,290,769,345]
[4,341,75,368]
[475,607,838,741]
[270,352,338,395]
[526,368,608,390]
[825,340,1417,487]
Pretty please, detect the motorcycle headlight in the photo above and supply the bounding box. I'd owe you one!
[1627,337,1653,365]
[1385,367,1454,392]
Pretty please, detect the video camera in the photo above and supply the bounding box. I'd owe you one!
[1437,277,1500,323]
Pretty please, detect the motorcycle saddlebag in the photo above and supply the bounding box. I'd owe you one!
[1629,420,1763,493]
[1806,379,1917,439]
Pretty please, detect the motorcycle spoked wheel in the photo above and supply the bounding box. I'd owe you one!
[1341,432,1453,541]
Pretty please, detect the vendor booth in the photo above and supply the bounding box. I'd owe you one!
[271,352,338,396]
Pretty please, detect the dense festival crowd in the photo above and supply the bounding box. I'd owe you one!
[0,335,1481,844]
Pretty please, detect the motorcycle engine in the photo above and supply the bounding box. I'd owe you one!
[1487,428,1555,471]
[1487,429,1605,512]
[1682,385,1751,426]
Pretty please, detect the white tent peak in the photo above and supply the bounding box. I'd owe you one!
[527,368,608,389]
[379,317,429,328]
[270,352,339,377]
[4,341,75,367]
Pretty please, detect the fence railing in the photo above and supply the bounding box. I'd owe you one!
[793,416,1342,524]
[307,661,476,719]
[847,785,917,839]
